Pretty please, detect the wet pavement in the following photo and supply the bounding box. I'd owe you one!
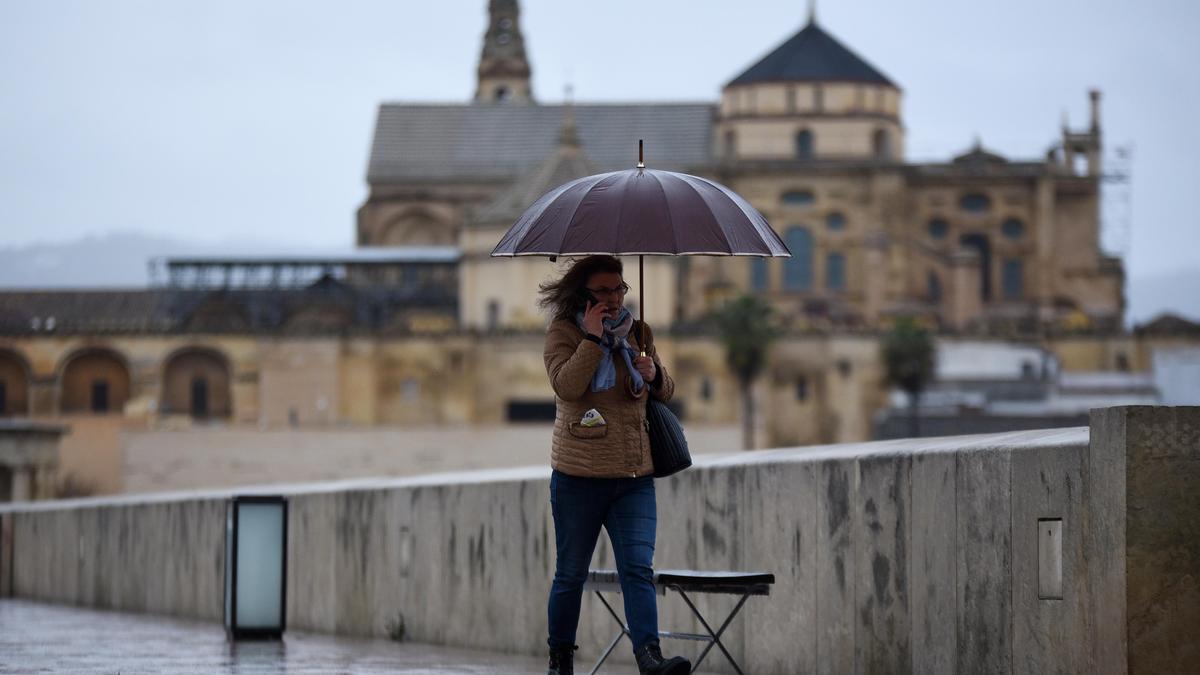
[0,599,659,674]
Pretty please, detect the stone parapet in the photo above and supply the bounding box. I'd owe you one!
[2,407,1197,673]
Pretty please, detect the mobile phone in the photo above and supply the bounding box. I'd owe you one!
[574,288,595,313]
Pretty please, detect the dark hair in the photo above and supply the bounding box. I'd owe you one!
[538,255,623,321]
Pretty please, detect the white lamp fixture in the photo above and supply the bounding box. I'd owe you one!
[224,495,288,640]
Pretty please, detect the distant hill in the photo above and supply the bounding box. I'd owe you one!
[0,232,333,289]
[1,232,1197,327]
[1126,267,1200,326]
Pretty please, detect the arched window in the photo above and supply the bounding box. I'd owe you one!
[826,252,846,292]
[750,257,769,291]
[162,347,232,419]
[493,85,511,101]
[928,271,942,303]
[1002,259,1023,299]
[784,227,814,291]
[0,350,30,416]
[826,212,846,231]
[795,129,814,160]
[1001,218,1024,239]
[60,349,131,415]
[873,129,891,160]
[724,129,737,159]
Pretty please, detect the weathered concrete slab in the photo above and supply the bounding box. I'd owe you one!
[10,499,225,619]
[739,460,818,674]
[1085,407,1128,675]
[910,451,956,675]
[956,447,1012,674]
[855,455,911,674]
[1121,407,1200,675]
[815,459,855,673]
[1011,444,1089,673]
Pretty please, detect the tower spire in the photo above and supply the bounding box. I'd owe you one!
[808,0,817,24]
[558,84,579,147]
[475,0,533,104]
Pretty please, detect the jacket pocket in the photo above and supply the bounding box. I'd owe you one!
[568,422,609,439]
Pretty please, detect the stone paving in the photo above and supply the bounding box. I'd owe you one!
[0,599,671,674]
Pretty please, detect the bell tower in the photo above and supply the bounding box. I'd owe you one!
[475,0,533,104]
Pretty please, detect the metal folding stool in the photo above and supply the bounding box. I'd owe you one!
[583,569,775,675]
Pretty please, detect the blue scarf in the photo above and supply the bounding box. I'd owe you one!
[575,306,645,393]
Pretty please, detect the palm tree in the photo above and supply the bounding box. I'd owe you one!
[882,317,936,437]
[713,295,777,450]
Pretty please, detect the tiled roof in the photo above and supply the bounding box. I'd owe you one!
[471,131,598,225]
[0,290,172,334]
[727,22,896,87]
[366,103,715,183]
[0,285,458,336]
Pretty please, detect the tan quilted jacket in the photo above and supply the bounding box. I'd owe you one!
[544,318,676,478]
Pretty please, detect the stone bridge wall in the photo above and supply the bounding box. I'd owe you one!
[2,406,1196,674]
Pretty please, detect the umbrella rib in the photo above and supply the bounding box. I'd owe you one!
[492,175,586,256]
[672,173,735,254]
[691,171,792,255]
[554,174,606,256]
[612,172,631,255]
[652,170,681,256]
[694,174,790,256]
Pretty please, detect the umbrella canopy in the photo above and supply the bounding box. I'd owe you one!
[490,167,791,258]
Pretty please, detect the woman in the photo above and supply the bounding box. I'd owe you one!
[539,255,691,675]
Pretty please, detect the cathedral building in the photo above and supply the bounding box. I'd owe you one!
[361,0,1123,336]
[1,0,1170,496]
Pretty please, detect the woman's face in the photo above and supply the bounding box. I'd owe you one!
[584,271,626,321]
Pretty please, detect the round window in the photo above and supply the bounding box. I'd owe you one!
[826,212,846,231]
[928,218,949,239]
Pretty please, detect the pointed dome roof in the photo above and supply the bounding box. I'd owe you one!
[727,21,896,88]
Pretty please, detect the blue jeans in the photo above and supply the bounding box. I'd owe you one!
[547,469,659,652]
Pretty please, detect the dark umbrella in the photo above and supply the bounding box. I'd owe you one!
[491,141,791,349]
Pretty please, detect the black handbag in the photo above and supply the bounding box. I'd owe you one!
[646,397,692,478]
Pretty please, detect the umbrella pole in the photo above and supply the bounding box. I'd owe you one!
[639,254,646,356]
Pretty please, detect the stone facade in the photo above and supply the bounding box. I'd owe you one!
[361,11,1122,335]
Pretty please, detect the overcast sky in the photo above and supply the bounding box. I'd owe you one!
[1,0,1197,282]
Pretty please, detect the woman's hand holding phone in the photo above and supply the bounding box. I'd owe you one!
[582,300,606,337]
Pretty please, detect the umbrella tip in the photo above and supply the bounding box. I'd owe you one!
[637,139,645,169]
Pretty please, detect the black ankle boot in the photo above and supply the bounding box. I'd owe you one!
[547,644,577,675]
[634,640,691,675]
